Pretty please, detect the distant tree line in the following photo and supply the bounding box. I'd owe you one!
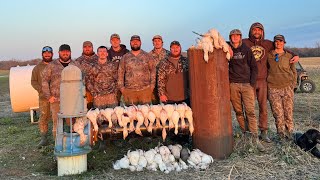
[0,59,41,70]
[0,45,319,70]
[287,43,320,57]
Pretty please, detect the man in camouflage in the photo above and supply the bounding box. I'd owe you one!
[157,41,189,104]
[267,35,297,141]
[41,44,83,139]
[88,46,118,109]
[149,35,170,104]
[75,41,98,110]
[118,35,156,105]
[31,46,54,147]
[88,45,119,150]
[107,34,129,103]
[149,35,170,68]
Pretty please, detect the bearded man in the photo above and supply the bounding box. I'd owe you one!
[117,35,156,105]
[75,41,98,109]
[31,46,54,148]
[41,44,83,141]
[157,41,190,105]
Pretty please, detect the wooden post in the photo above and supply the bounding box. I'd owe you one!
[188,48,233,159]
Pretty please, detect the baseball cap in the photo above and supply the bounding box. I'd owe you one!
[229,29,242,36]
[83,41,93,47]
[59,44,71,51]
[170,40,180,47]
[274,34,286,43]
[130,35,141,41]
[42,46,53,53]
[110,33,120,40]
[152,35,163,41]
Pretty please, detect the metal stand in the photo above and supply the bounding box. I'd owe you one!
[29,107,39,124]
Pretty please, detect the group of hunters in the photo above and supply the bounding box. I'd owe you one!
[31,22,299,152]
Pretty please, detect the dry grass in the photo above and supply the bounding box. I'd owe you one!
[299,57,320,67]
[0,70,9,76]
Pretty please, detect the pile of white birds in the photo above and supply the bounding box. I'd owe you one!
[85,103,194,141]
[193,28,231,62]
[113,144,214,173]
[72,117,89,146]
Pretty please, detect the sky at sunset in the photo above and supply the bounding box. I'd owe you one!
[1,0,319,60]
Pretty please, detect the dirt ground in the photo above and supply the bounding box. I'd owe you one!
[0,58,319,179]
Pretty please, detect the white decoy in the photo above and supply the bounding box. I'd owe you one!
[114,106,124,127]
[100,108,114,128]
[147,110,156,133]
[113,155,130,170]
[171,106,180,135]
[86,108,100,132]
[168,144,182,159]
[127,150,140,166]
[150,104,163,128]
[176,103,187,129]
[138,104,150,128]
[135,110,144,136]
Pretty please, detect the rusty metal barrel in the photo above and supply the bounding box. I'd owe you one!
[188,48,233,159]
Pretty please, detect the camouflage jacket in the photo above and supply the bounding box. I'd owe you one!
[75,53,98,65]
[149,48,170,68]
[87,60,118,97]
[31,61,50,99]
[157,56,189,97]
[75,54,98,87]
[118,50,156,91]
[41,59,85,101]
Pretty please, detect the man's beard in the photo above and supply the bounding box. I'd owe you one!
[253,33,262,40]
[83,51,94,56]
[59,55,71,62]
[131,46,141,51]
[170,52,181,58]
[42,56,53,63]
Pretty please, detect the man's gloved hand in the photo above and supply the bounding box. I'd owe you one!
[160,95,168,102]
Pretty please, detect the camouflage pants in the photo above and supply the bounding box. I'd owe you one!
[93,93,118,109]
[123,87,152,105]
[38,98,51,134]
[86,90,93,110]
[230,83,258,136]
[268,85,294,135]
[151,88,160,104]
[50,102,60,137]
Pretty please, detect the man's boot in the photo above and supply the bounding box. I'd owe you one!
[260,130,272,143]
[52,131,57,140]
[37,133,48,148]
[250,135,265,152]
[98,140,107,151]
[255,138,266,152]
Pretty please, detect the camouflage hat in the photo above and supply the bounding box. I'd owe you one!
[152,35,163,41]
[110,33,120,40]
[229,29,242,36]
[59,44,71,51]
[274,34,286,43]
[170,40,180,47]
[130,35,141,41]
[251,22,264,30]
[83,41,93,47]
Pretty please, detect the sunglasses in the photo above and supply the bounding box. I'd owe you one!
[275,53,279,62]
[42,46,53,52]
